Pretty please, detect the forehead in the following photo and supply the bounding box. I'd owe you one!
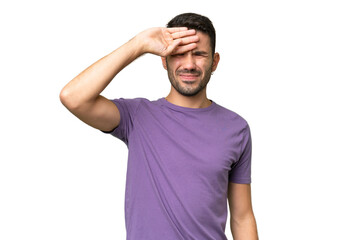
[194,31,211,52]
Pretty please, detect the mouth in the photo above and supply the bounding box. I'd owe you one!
[176,68,202,83]
[179,74,199,82]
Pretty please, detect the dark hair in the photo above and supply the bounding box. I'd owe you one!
[167,13,216,55]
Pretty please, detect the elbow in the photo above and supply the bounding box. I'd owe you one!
[230,210,256,226]
[59,86,80,111]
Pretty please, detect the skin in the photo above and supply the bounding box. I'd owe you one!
[161,31,219,108]
[228,183,259,240]
[60,26,258,239]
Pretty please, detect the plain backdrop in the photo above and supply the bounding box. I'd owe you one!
[1,0,359,239]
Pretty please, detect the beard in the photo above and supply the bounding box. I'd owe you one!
[166,61,212,97]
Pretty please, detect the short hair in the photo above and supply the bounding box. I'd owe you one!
[167,13,216,56]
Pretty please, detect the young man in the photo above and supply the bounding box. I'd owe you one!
[60,13,258,240]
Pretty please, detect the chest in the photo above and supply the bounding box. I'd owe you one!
[130,108,243,182]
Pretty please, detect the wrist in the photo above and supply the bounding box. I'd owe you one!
[129,32,149,56]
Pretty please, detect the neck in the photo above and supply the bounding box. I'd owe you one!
[165,88,212,109]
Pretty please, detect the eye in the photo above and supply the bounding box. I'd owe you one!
[194,51,208,57]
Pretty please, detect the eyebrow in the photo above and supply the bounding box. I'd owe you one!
[193,50,209,56]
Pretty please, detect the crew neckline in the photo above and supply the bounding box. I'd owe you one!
[159,97,216,112]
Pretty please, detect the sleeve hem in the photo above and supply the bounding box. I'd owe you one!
[100,99,121,135]
[229,178,251,184]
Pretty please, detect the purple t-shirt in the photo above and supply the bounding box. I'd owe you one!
[106,97,252,240]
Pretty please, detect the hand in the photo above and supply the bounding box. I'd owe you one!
[136,27,199,57]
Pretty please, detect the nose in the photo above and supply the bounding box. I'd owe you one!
[181,52,196,70]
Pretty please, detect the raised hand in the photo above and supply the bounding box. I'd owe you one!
[60,26,200,132]
[136,27,199,57]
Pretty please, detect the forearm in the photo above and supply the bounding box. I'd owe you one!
[230,214,258,240]
[60,37,144,109]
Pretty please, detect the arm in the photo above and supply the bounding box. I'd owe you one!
[228,183,259,240]
[59,27,199,131]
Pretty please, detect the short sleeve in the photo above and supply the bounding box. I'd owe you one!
[229,124,252,184]
[103,98,142,145]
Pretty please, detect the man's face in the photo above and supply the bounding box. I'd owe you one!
[162,32,220,97]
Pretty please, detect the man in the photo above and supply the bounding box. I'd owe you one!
[60,13,258,240]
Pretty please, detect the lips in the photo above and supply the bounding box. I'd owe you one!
[179,74,199,82]
[177,70,201,82]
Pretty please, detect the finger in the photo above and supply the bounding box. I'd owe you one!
[163,39,183,56]
[172,43,197,55]
[171,29,196,39]
[177,35,199,45]
[167,27,188,33]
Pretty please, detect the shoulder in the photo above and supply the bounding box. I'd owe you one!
[111,97,150,109]
[111,97,166,113]
[112,97,148,104]
[213,101,249,129]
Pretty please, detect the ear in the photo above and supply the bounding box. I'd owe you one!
[211,53,220,72]
[161,57,167,70]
